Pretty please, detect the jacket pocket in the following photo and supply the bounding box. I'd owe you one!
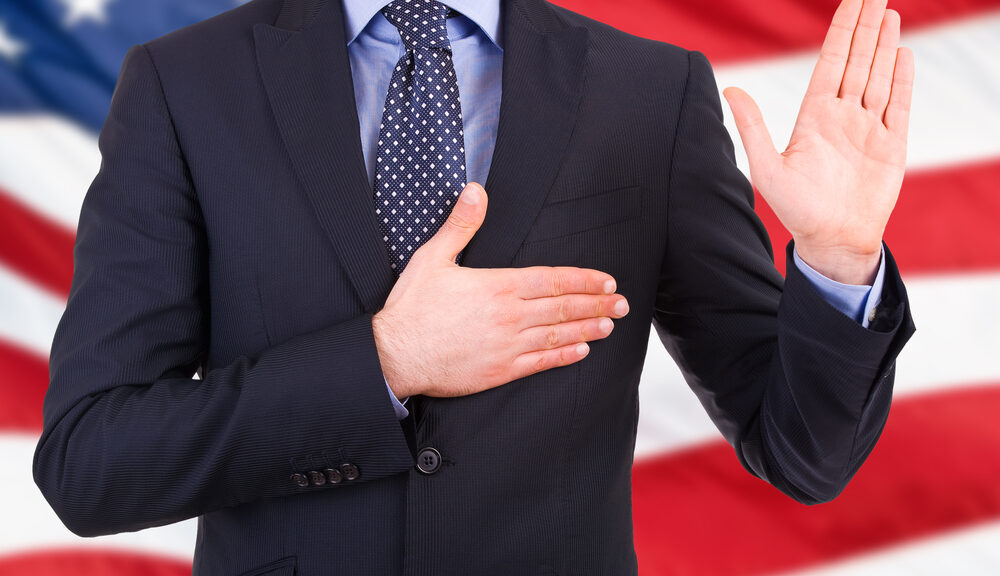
[238,557,296,576]
[523,184,642,244]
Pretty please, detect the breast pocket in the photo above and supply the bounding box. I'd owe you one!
[523,184,642,244]
[238,557,296,576]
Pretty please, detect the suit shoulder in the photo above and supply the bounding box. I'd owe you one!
[544,1,690,69]
[537,1,693,103]
[143,0,280,62]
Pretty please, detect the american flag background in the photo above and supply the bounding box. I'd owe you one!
[1,0,998,573]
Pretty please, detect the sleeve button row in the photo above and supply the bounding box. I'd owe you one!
[291,463,361,488]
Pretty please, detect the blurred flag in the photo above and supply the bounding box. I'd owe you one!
[1,0,998,574]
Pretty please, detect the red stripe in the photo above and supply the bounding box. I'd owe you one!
[0,549,190,576]
[757,159,1000,277]
[0,340,48,432]
[552,0,1000,65]
[0,187,75,297]
[632,384,1000,575]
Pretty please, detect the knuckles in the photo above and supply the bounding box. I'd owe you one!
[481,355,512,386]
[445,211,479,232]
[556,298,571,324]
[532,353,552,374]
[545,326,561,348]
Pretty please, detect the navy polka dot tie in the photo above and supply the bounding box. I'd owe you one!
[375,0,467,274]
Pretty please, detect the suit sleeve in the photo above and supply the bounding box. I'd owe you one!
[32,44,414,537]
[652,50,916,505]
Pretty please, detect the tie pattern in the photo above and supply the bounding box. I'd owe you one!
[375,0,467,273]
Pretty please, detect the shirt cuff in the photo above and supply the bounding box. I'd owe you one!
[792,245,886,328]
[384,377,409,420]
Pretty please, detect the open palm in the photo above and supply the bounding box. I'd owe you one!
[724,0,914,284]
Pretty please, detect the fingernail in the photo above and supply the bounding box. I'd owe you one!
[576,343,589,356]
[461,185,481,205]
[603,279,616,294]
[614,299,629,316]
[599,318,614,333]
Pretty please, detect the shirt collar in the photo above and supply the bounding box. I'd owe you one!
[342,0,502,49]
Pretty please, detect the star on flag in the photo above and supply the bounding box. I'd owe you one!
[57,0,115,27]
[0,20,27,62]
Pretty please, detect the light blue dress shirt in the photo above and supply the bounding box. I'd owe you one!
[342,0,885,420]
[345,0,503,191]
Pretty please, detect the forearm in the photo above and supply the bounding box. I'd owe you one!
[34,313,413,537]
[737,242,913,504]
[32,44,412,535]
[653,48,914,505]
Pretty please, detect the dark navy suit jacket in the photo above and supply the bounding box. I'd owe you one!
[34,0,915,574]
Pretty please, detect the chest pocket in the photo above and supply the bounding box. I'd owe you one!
[523,184,642,244]
[238,557,296,576]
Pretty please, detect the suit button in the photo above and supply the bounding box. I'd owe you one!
[339,463,360,481]
[308,470,326,486]
[324,468,344,484]
[290,473,309,488]
[416,447,441,474]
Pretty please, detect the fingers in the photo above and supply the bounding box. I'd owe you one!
[885,46,914,137]
[806,0,864,97]
[508,341,591,382]
[415,183,487,263]
[722,87,780,186]
[519,316,615,354]
[508,293,630,378]
[839,0,888,104]
[521,293,628,328]
[514,266,617,299]
[862,9,900,114]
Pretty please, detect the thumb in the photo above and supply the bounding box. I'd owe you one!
[722,87,780,186]
[418,183,488,263]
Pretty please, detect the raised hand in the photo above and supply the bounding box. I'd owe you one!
[372,183,630,400]
[723,0,915,285]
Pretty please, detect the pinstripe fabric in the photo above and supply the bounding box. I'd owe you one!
[33,0,914,573]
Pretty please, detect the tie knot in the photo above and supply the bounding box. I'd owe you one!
[381,0,452,51]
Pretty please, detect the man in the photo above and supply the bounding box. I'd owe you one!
[34,0,915,573]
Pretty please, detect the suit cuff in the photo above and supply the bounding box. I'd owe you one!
[792,245,886,328]
[384,377,409,420]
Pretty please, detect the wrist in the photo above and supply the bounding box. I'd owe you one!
[372,311,417,399]
[794,242,881,285]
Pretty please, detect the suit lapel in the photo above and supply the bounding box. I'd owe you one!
[253,0,589,310]
[254,0,396,313]
[461,0,589,269]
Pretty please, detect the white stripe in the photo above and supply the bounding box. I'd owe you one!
[776,519,1000,576]
[634,271,1000,459]
[0,114,99,230]
[0,263,66,357]
[893,272,1000,396]
[0,433,196,561]
[714,10,1000,176]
